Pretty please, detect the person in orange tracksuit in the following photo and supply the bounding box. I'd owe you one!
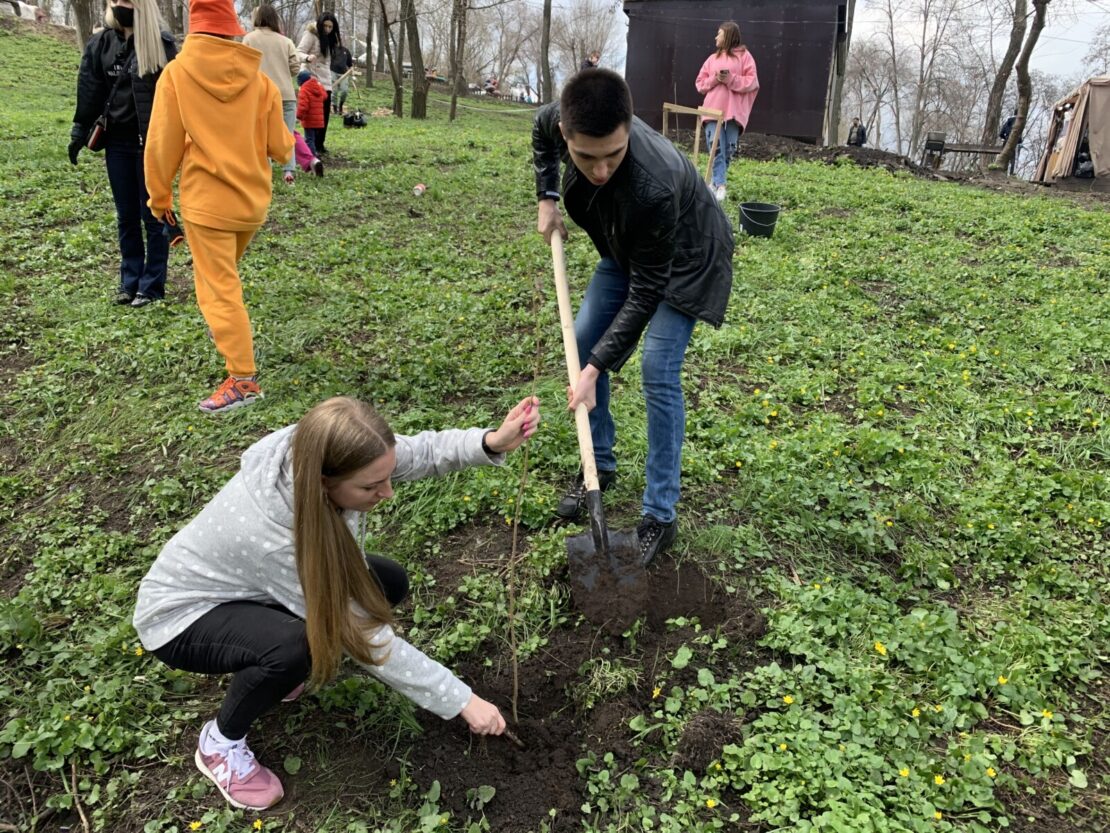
[145,0,293,414]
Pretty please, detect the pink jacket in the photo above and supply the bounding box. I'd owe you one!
[695,48,759,128]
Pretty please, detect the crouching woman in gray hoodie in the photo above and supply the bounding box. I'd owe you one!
[133,394,540,811]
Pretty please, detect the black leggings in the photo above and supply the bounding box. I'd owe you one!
[153,554,408,740]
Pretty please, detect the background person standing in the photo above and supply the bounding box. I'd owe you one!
[243,4,301,186]
[694,21,759,202]
[297,12,339,155]
[69,0,176,308]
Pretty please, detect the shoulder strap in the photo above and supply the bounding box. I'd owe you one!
[101,50,137,119]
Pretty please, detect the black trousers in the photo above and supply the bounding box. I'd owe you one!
[153,555,408,739]
[320,91,332,151]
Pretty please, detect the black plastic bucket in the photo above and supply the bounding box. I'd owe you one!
[739,202,781,238]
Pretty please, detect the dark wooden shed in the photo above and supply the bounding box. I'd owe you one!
[623,0,850,143]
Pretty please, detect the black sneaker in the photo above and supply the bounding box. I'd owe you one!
[555,468,616,520]
[637,515,676,567]
[130,293,155,308]
[115,290,134,305]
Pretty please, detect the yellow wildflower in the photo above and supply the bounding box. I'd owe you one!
[652,686,662,699]
[1042,709,1053,719]
[934,774,945,786]
[899,768,910,778]
[253,821,263,831]
[783,695,794,705]
[933,704,943,713]
[189,824,202,832]
[705,798,718,809]
[997,675,1008,685]
[912,708,921,718]
[778,743,788,751]
[986,767,997,778]
[874,641,887,656]
[134,646,144,656]
[934,811,943,820]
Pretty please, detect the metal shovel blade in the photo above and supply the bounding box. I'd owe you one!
[567,493,650,634]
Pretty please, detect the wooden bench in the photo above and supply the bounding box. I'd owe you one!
[661,103,725,184]
[920,133,1004,168]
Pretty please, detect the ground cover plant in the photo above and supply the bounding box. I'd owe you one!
[1,21,1108,833]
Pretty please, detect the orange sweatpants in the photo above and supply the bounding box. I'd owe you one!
[184,222,258,378]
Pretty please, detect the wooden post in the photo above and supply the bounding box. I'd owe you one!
[703,117,722,184]
[661,103,723,176]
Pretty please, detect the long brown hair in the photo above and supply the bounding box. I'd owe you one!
[252,2,282,32]
[292,397,397,689]
[716,21,745,56]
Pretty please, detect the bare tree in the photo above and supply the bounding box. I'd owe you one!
[70,0,100,46]
[540,0,552,102]
[996,0,1050,171]
[549,0,618,72]
[1085,18,1110,74]
[377,0,404,115]
[980,0,1028,148]
[401,0,428,117]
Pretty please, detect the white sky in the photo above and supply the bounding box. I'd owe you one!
[849,1,1109,83]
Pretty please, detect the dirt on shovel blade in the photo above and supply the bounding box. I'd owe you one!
[567,528,649,634]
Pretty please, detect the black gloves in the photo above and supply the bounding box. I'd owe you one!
[68,138,83,165]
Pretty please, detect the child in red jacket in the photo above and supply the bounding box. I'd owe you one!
[296,70,327,161]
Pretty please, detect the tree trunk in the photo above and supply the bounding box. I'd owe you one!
[448,0,468,121]
[826,0,856,146]
[395,7,406,73]
[364,0,374,87]
[71,0,100,47]
[980,0,1027,151]
[376,13,386,72]
[995,0,1048,174]
[377,0,404,116]
[540,0,553,102]
[402,0,427,118]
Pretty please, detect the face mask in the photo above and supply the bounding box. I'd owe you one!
[113,5,134,27]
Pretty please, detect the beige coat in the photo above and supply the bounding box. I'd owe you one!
[242,27,301,102]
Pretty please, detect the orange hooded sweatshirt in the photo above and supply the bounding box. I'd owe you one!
[145,34,294,231]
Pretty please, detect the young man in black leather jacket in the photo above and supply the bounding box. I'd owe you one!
[533,69,734,566]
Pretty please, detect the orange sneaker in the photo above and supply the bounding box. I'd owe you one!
[199,376,263,414]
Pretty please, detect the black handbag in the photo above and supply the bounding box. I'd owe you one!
[86,52,135,152]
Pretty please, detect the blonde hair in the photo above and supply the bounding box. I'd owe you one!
[104,0,170,77]
[292,397,397,689]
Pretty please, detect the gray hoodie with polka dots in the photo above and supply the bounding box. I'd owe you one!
[133,423,503,720]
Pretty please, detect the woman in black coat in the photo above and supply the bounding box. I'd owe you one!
[70,0,176,307]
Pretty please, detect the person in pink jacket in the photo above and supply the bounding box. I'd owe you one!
[695,21,759,202]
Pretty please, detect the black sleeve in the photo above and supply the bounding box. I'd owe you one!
[72,33,108,140]
[588,195,678,372]
[532,102,563,200]
[162,32,178,62]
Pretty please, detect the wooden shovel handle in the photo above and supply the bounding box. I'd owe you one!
[549,235,601,493]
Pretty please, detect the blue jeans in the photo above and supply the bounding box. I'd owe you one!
[281,100,296,174]
[105,138,168,299]
[575,258,696,523]
[704,119,741,187]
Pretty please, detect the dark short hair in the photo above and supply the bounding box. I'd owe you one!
[560,69,633,138]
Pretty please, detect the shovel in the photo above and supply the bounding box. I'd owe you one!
[549,236,649,634]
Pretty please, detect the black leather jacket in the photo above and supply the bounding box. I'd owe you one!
[71,27,177,144]
[533,102,734,372]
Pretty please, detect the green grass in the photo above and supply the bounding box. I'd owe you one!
[1,22,1109,833]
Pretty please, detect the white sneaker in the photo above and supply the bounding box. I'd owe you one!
[714,185,727,202]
